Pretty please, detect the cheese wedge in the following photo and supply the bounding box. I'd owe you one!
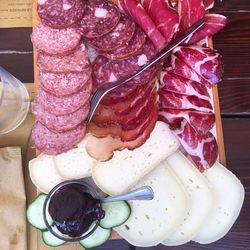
[115,162,189,247]
[162,151,213,246]
[92,122,180,195]
[29,154,63,193]
[54,135,97,179]
[193,162,245,244]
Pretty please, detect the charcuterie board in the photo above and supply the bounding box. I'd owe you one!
[28,0,226,249]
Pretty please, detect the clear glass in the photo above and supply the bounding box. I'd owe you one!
[0,67,30,134]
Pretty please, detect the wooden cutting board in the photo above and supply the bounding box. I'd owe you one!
[29,1,226,249]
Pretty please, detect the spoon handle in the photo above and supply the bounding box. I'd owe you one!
[100,186,154,203]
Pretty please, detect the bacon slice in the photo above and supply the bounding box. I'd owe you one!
[184,14,228,45]
[160,71,210,101]
[173,45,224,85]
[173,120,218,171]
[159,91,213,112]
[159,108,215,134]
[141,0,179,43]
[119,0,166,49]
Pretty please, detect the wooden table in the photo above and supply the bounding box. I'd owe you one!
[1,1,249,249]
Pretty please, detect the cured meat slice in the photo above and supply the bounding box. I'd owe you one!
[119,0,166,50]
[173,120,218,171]
[32,100,90,132]
[39,70,92,97]
[37,43,89,73]
[173,46,223,85]
[169,54,211,87]
[32,122,86,155]
[159,91,213,112]
[141,0,179,43]
[37,0,85,28]
[37,86,91,116]
[203,0,214,10]
[178,0,205,35]
[75,0,120,38]
[184,14,228,45]
[160,71,210,101]
[101,26,146,60]
[159,108,215,134]
[31,24,81,56]
[88,14,136,51]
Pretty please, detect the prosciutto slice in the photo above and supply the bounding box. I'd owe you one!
[173,120,218,171]
[160,71,210,101]
[203,0,214,10]
[185,14,228,45]
[159,91,213,112]
[173,45,224,85]
[159,108,215,134]
[141,0,179,43]
[119,0,166,49]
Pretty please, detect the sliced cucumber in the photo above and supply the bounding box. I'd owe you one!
[42,227,66,247]
[79,226,111,249]
[100,201,131,229]
[26,194,52,230]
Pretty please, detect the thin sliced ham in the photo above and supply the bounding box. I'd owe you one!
[185,14,228,45]
[203,0,214,10]
[141,0,179,43]
[173,120,218,171]
[159,108,215,134]
[173,45,224,85]
[160,71,210,101]
[119,0,166,50]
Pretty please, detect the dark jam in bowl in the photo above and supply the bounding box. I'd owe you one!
[48,183,105,237]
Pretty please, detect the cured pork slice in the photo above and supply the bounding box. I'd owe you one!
[184,14,228,45]
[178,0,205,35]
[141,0,179,43]
[173,120,218,171]
[160,71,210,101]
[159,91,213,112]
[159,108,215,134]
[119,0,166,49]
[173,46,223,85]
[203,0,214,10]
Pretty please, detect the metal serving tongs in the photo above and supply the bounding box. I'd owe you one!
[86,18,205,123]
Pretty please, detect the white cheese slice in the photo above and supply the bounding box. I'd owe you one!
[29,154,63,194]
[95,8,108,18]
[193,162,245,244]
[162,151,213,246]
[92,122,180,195]
[54,135,97,180]
[115,162,189,247]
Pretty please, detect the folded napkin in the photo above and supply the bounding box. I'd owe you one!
[0,147,27,250]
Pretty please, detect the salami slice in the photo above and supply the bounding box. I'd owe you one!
[37,85,91,115]
[31,24,81,55]
[75,0,120,38]
[32,100,90,132]
[37,43,89,73]
[39,70,92,97]
[88,14,136,51]
[101,27,146,60]
[37,0,85,28]
[32,122,86,155]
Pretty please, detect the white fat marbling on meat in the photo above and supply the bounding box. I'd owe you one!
[137,54,148,66]
[108,73,117,82]
[95,8,108,18]
[63,3,72,10]
[38,0,47,4]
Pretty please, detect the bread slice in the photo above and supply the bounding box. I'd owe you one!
[114,162,189,247]
[92,122,180,195]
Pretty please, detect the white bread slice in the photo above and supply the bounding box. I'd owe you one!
[92,122,180,195]
[54,135,97,179]
[193,162,245,244]
[115,162,189,247]
[162,151,213,246]
[29,154,63,194]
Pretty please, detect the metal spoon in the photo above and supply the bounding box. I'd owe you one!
[99,186,154,203]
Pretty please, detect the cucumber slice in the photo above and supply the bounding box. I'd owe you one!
[42,227,66,247]
[79,226,111,249]
[26,194,52,230]
[100,201,131,229]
